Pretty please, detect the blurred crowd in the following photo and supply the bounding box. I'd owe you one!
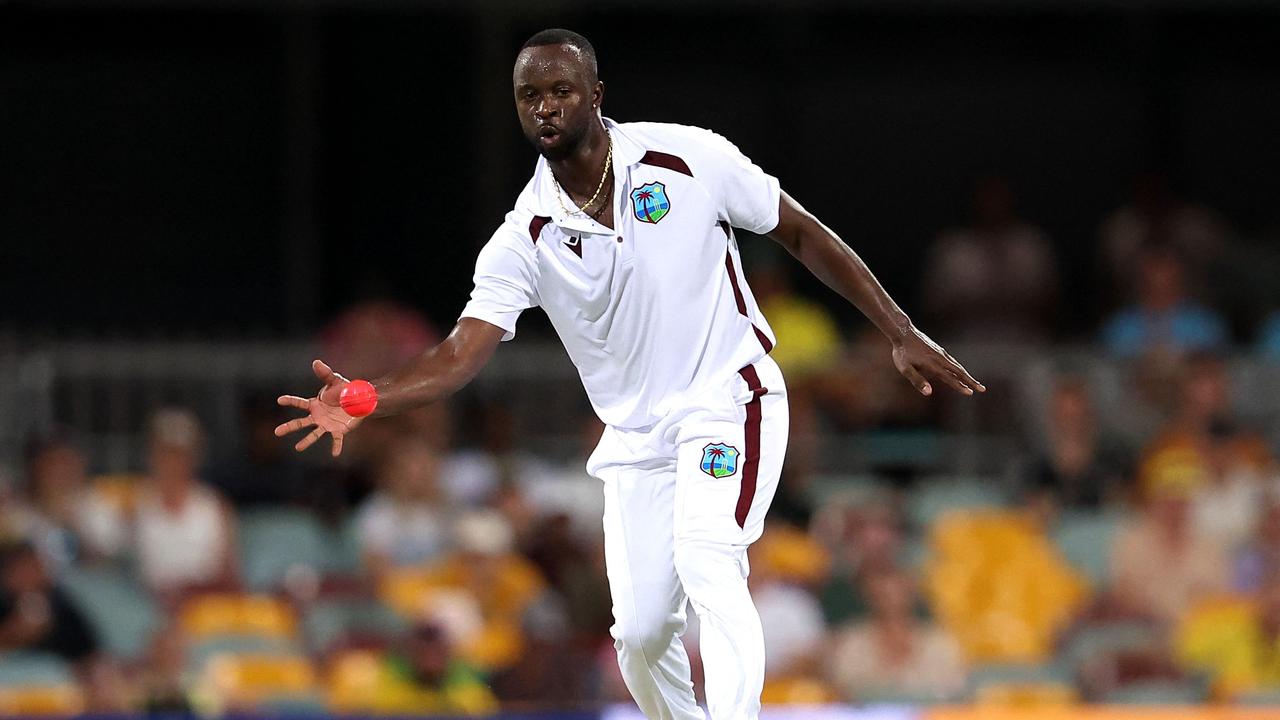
[3,175,1280,715]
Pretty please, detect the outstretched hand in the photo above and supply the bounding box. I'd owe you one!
[891,326,986,397]
[274,359,363,457]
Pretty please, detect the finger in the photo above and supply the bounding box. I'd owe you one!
[331,433,344,458]
[312,359,339,386]
[933,364,974,396]
[952,363,988,392]
[274,416,315,437]
[277,395,309,409]
[899,363,932,396]
[295,427,325,452]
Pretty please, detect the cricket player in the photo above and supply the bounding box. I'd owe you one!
[275,28,985,720]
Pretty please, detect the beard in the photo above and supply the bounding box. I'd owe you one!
[525,118,591,162]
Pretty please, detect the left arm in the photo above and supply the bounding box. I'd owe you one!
[767,190,985,397]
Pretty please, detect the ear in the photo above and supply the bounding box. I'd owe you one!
[593,80,605,110]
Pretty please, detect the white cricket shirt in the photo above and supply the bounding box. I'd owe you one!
[460,118,781,429]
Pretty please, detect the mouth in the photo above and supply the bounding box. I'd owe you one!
[537,125,561,145]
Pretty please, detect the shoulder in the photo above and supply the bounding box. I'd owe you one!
[618,121,756,175]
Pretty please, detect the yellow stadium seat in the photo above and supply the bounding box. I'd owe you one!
[201,653,317,708]
[326,649,498,716]
[179,593,298,640]
[923,510,1090,664]
[761,676,838,705]
[0,685,85,716]
[975,681,1078,707]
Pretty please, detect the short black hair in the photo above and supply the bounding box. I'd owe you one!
[520,28,598,78]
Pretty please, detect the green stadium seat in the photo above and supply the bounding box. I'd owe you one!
[807,474,890,505]
[239,509,335,591]
[1236,687,1280,706]
[854,686,952,705]
[60,565,160,660]
[1061,621,1161,671]
[1103,679,1207,705]
[303,598,408,655]
[969,661,1072,693]
[907,477,1008,528]
[0,653,75,686]
[187,635,300,674]
[257,692,332,716]
[1053,509,1124,587]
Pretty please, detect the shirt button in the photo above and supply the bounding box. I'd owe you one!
[616,236,623,244]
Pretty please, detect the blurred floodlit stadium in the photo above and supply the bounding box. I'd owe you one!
[4,0,1280,718]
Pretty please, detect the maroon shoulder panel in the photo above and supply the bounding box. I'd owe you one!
[529,215,551,245]
[639,151,693,178]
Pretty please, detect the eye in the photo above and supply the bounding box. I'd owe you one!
[555,87,572,97]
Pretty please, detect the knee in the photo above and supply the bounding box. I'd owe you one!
[612,610,682,662]
[674,539,746,600]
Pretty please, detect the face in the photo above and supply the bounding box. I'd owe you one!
[866,572,913,619]
[513,44,602,161]
[33,445,87,499]
[149,443,197,487]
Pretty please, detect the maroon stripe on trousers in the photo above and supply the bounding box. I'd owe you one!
[724,251,774,353]
[735,364,768,528]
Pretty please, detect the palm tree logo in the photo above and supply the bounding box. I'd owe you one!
[630,182,670,224]
[701,443,739,478]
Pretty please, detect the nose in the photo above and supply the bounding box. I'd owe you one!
[534,98,560,121]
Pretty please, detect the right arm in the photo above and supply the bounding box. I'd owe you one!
[274,318,505,456]
[276,212,537,457]
[370,317,506,416]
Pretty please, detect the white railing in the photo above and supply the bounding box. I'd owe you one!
[2,341,1278,480]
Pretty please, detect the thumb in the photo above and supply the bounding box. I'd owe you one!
[313,359,341,386]
[900,363,933,396]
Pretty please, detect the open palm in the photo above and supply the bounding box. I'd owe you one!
[274,359,363,457]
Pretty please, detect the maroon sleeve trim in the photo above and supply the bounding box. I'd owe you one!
[639,150,693,178]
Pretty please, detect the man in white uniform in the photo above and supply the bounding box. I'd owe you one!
[276,29,985,719]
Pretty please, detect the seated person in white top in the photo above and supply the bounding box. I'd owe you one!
[134,408,238,595]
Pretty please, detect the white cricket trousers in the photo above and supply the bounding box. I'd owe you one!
[587,357,789,720]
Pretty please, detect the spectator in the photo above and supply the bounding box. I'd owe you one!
[1109,446,1229,625]
[1101,245,1228,358]
[418,511,550,673]
[1235,502,1280,594]
[17,431,124,573]
[0,539,97,664]
[443,402,558,507]
[137,624,193,714]
[1018,377,1129,512]
[814,499,905,625]
[320,295,439,379]
[355,437,451,578]
[387,621,498,715]
[1145,354,1274,548]
[1176,573,1280,699]
[133,409,237,594]
[1099,172,1227,294]
[331,621,497,715]
[921,175,1059,343]
[749,528,829,679]
[827,568,967,702]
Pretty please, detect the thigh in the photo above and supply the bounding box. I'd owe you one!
[673,362,790,548]
[597,432,687,631]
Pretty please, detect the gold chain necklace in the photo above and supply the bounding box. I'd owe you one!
[552,131,612,218]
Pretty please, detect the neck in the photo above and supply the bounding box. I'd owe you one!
[549,119,609,196]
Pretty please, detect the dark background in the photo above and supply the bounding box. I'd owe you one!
[4,2,1279,339]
